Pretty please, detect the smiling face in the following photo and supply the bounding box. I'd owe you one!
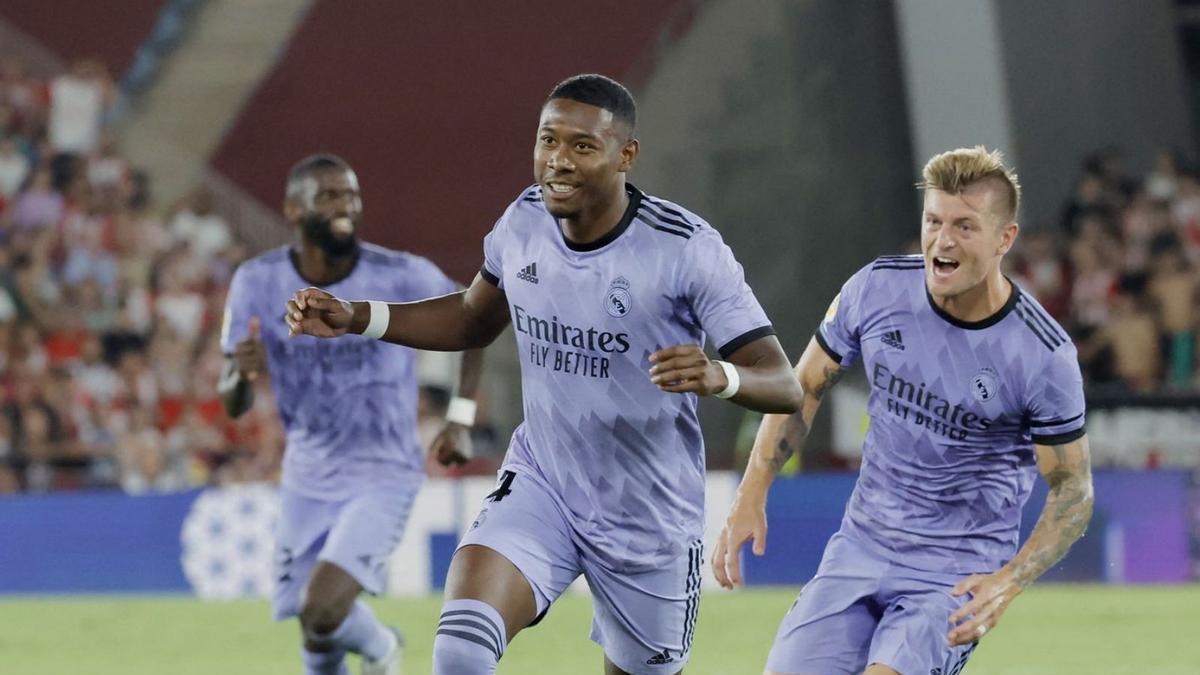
[534,98,637,222]
[921,180,1018,300]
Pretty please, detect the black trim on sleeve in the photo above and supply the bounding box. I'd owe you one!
[717,325,776,359]
[813,330,843,364]
[480,267,500,286]
[1028,412,1084,428]
[1031,425,1086,446]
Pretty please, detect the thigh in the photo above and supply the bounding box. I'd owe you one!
[766,534,889,675]
[764,573,881,675]
[584,539,702,675]
[454,468,583,636]
[318,480,420,595]
[868,580,976,675]
[272,489,337,621]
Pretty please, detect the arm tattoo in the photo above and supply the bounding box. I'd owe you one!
[769,363,843,474]
[812,363,845,398]
[771,415,808,473]
[1008,442,1094,588]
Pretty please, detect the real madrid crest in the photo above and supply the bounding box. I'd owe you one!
[605,276,632,317]
[970,366,1000,402]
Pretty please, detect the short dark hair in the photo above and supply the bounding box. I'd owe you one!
[547,74,636,132]
[286,153,352,198]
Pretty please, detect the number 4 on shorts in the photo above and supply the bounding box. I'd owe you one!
[487,470,516,502]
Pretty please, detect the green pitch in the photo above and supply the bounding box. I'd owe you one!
[4,585,1198,674]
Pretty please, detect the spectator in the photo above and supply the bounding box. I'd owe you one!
[1078,277,1161,393]
[1147,246,1199,387]
[47,60,110,155]
[169,187,231,260]
[0,136,30,198]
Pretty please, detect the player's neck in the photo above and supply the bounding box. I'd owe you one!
[291,244,359,286]
[934,272,1012,323]
[559,186,630,246]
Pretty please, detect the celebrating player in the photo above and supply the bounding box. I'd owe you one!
[286,74,802,674]
[713,147,1094,675]
[220,154,484,675]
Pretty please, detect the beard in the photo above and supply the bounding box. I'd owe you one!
[300,213,359,258]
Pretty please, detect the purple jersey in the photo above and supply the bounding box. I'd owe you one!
[481,184,773,573]
[818,254,1086,577]
[221,243,457,500]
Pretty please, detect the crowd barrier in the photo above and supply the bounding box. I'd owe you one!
[0,470,1192,596]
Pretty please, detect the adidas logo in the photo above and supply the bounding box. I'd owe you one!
[517,262,539,284]
[646,649,674,665]
[881,329,905,350]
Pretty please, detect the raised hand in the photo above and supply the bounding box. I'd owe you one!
[711,495,767,589]
[234,316,267,381]
[648,344,728,396]
[285,287,354,338]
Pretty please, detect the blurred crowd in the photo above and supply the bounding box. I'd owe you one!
[2,51,1196,493]
[1007,147,1200,394]
[0,56,496,495]
[0,56,277,494]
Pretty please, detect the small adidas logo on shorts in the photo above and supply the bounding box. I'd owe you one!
[646,649,674,665]
[517,262,539,284]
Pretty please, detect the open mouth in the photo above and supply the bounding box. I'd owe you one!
[330,217,354,236]
[544,181,579,198]
[931,256,960,278]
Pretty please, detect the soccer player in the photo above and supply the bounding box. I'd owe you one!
[220,154,484,675]
[285,74,802,674]
[713,147,1094,675]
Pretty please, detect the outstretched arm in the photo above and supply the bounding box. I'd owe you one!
[711,337,845,587]
[947,435,1093,645]
[286,273,511,351]
[649,334,802,414]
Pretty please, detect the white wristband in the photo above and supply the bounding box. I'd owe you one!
[713,360,740,399]
[361,301,390,339]
[446,396,477,427]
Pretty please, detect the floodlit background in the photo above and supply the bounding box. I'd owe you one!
[0,1,1198,673]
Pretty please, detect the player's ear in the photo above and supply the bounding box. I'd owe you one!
[619,138,639,173]
[997,221,1019,256]
[283,196,303,224]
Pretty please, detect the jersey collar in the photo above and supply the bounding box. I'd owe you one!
[288,244,361,287]
[925,277,1019,330]
[558,183,643,253]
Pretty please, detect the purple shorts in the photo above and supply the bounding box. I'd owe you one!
[766,532,977,675]
[272,479,421,621]
[457,467,701,674]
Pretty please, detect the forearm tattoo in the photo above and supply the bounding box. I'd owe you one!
[1009,442,1094,588]
[769,363,843,474]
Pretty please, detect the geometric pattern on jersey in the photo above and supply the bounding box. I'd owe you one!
[221,243,458,500]
[817,254,1086,577]
[481,183,774,572]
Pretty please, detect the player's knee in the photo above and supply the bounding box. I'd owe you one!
[433,599,507,675]
[299,598,348,637]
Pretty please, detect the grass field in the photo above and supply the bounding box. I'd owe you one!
[5,585,1199,674]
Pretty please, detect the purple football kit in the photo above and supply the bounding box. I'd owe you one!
[767,254,1086,674]
[458,183,773,673]
[221,243,457,619]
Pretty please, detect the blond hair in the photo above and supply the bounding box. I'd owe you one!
[919,146,1021,224]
